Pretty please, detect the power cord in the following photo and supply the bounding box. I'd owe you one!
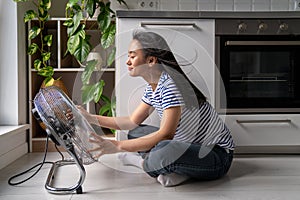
[7,135,64,186]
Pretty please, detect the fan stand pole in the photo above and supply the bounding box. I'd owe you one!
[45,148,86,194]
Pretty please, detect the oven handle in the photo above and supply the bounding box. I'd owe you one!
[140,22,198,29]
[236,119,292,124]
[225,41,300,46]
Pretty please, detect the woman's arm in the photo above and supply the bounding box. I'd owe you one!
[114,106,182,152]
[78,102,154,130]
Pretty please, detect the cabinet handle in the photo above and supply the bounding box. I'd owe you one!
[236,119,291,124]
[140,22,198,29]
[225,41,300,46]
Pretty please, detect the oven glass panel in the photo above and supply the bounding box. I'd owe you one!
[219,36,300,112]
[229,51,292,98]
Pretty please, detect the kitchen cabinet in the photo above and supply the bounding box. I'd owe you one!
[115,17,215,140]
[28,18,116,152]
[222,114,300,153]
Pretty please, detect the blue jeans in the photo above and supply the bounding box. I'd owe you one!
[128,125,233,180]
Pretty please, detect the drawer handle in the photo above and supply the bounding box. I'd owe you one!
[225,41,300,46]
[236,119,291,124]
[140,22,198,28]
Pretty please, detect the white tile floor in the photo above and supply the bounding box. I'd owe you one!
[1,152,300,200]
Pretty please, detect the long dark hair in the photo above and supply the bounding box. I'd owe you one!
[132,31,206,107]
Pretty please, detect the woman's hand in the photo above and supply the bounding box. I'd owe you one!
[77,105,99,125]
[88,132,122,159]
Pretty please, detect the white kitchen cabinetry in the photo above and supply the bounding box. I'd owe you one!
[116,18,215,140]
[223,114,300,153]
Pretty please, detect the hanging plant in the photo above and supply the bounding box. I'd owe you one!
[64,0,127,134]
[14,0,55,86]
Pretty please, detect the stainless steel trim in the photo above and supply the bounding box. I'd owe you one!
[215,36,221,110]
[230,79,287,82]
[225,41,300,46]
[140,22,197,28]
[116,10,300,19]
[217,107,300,114]
[236,119,291,124]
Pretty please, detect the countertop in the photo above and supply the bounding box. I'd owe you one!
[116,10,300,19]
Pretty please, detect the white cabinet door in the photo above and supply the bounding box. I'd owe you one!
[222,114,300,146]
[115,18,215,139]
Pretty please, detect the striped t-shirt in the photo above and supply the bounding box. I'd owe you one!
[142,71,235,150]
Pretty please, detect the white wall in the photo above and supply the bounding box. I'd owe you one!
[0,0,19,125]
[0,0,29,169]
[0,0,69,126]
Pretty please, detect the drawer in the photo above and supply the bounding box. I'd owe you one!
[221,114,300,146]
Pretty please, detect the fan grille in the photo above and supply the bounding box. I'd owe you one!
[33,86,97,165]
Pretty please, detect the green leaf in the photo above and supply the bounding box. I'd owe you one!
[107,47,116,66]
[42,52,51,62]
[99,94,115,117]
[73,37,91,62]
[99,103,111,116]
[24,10,37,23]
[72,4,82,12]
[28,26,41,40]
[69,12,83,36]
[78,29,86,39]
[44,77,54,87]
[27,43,39,55]
[81,59,97,84]
[70,24,86,38]
[44,35,52,46]
[105,2,115,15]
[33,59,42,70]
[37,65,54,77]
[81,84,95,104]
[81,80,105,104]
[100,94,111,104]
[101,23,115,49]
[97,7,111,32]
[38,6,49,21]
[40,0,51,10]
[67,0,78,7]
[67,34,80,54]
[63,19,73,27]
[93,80,105,103]
[67,26,72,36]
[86,0,96,18]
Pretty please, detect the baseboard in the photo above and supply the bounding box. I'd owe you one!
[0,143,28,169]
[32,139,65,152]
[0,125,30,170]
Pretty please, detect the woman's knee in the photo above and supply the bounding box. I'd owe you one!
[128,125,159,139]
[143,141,172,175]
[143,140,189,171]
[127,126,143,139]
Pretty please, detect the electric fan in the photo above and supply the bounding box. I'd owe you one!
[32,85,99,194]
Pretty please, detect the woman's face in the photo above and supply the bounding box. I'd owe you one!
[126,39,148,77]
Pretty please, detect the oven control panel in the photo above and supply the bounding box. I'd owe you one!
[216,19,300,35]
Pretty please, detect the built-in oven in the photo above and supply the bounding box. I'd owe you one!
[215,19,300,114]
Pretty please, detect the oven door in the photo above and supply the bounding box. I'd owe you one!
[216,35,300,113]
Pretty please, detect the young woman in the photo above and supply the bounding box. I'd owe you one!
[74,31,235,187]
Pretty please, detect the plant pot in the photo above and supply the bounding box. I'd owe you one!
[41,79,69,97]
